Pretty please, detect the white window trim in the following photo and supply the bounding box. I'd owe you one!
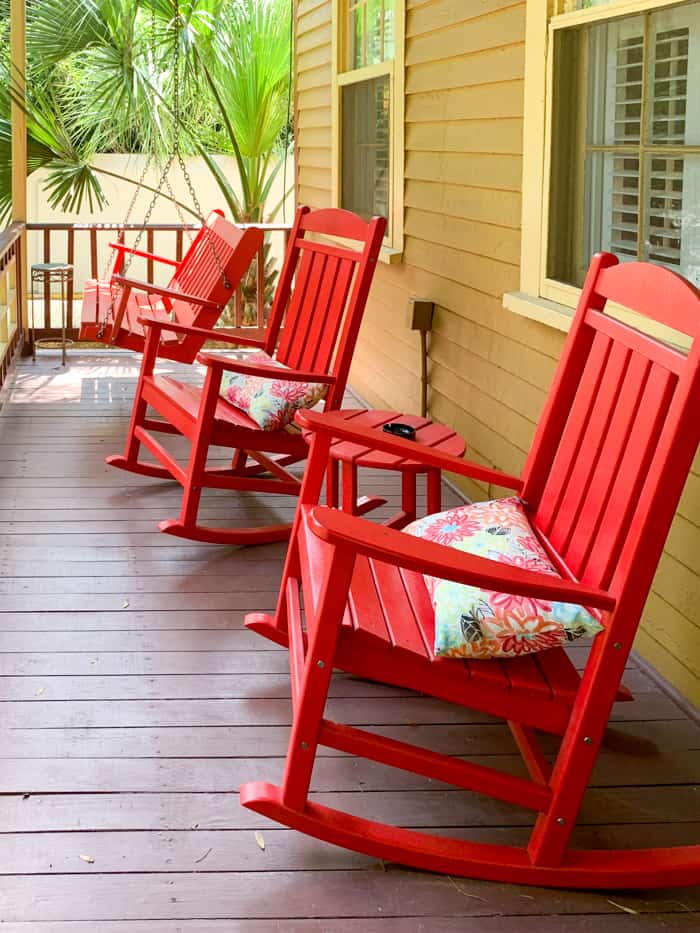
[331,0,405,261]
[505,0,694,330]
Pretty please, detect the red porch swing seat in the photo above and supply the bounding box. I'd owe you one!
[106,206,386,544]
[79,211,263,362]
[241,253,700,888]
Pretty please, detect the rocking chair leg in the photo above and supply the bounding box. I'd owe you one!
[179,472,204,530]
[160,366,222,537]
[245,433,334,648]
[124,328,160,464]
[231,448,248,472]
[123,396,148,464]
[528,636,624,867]
[326,459,339,508]
[106,325,165,476]
[281,661,335,811]
[280,539,355,812]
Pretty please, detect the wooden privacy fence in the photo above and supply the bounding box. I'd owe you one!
[26,221,292,342]
[0,223,24,388]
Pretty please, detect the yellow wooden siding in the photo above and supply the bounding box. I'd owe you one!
[293,0,700,706]
[295,0,333,210]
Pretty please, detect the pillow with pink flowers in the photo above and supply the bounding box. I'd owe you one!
[404,496,603,659]
[219,351,328,431]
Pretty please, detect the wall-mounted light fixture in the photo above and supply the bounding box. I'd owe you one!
[408,298,434,417]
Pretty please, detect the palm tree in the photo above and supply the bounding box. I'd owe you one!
[0,0,292,233]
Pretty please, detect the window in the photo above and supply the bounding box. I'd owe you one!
[510,0,700,321]
[332,0,404,254]
[341,74,391,223]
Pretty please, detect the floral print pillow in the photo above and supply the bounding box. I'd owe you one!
[219,351,328,431]
[405,497,603,659]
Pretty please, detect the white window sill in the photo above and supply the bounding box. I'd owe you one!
[379,245,403,265]
[503,291,574,332]
[316,235,402,266]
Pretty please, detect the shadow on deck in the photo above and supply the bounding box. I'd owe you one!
[0,351,698,930]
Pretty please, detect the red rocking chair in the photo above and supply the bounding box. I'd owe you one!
[79,211,263,362]
[106,206,386,544]
[241,253,700,888]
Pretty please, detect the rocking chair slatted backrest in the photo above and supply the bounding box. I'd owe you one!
[523,254,700,598]
[264,208,386,405]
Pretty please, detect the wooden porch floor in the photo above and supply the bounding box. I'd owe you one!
[0,350,698,930]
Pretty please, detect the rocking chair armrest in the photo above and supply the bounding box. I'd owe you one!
[108,243,180,267]
[308,506,617,613]
[211,329,267,349]
[297,409,522,491]
[136,315,252,345]
[197,352,337,385]
[113,275,220,310]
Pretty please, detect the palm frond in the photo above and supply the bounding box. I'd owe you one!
[27,0,110,71]
[2,0,293,235]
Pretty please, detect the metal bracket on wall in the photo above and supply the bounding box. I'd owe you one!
[408,298,434,417]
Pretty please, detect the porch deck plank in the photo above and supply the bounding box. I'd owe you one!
[0,351,698,927]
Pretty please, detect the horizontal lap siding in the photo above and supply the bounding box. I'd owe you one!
[296,0,333,208]
[350,0,535,504]
[294,0,700,706]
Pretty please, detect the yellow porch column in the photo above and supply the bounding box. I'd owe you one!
[10,0,27,337]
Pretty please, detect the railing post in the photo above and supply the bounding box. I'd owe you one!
[24,220,293,342]
[43,227,51,329]
[147,229,155,281]
[67,228,75,329]
[235,285,244,329]
[0,225,27,384]
[90,228,98,279]
[257,241,265,329]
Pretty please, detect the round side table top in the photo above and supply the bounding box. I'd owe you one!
[31,262,74,276]
[317,409,466,472]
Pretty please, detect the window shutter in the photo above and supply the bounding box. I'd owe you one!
[341,75,390,222]
[645,25,690,269]
[652,10,700,288]
[599,9,699,284]
[603,24,643,261]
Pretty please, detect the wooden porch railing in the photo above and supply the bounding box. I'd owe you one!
[26,221,292,343]
[0,222,24,388]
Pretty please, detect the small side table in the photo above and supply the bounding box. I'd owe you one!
[323,409,466,528]
[31,262,74,366]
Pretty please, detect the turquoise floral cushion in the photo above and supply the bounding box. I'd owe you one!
[405,497,604,659]
[219,351,328,431]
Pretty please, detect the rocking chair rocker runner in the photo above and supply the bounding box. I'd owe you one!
[106,206,386,544]
[241,252,700,888]
[79,211,263,361]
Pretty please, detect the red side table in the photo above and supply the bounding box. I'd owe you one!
[323,409,466,528]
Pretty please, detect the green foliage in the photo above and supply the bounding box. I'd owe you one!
[1,0,293,235]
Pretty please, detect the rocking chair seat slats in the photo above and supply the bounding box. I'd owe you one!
[142,374,306,448]
[293,504,622,734]
[242,252,700,888]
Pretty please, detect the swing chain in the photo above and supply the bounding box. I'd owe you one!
[101,1,160,286]
[125,0,231,285]
[100,153,154,284]
[99,0,232,337]
[169,1,231,288]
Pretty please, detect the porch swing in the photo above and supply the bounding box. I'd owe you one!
[78,0,262,362]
